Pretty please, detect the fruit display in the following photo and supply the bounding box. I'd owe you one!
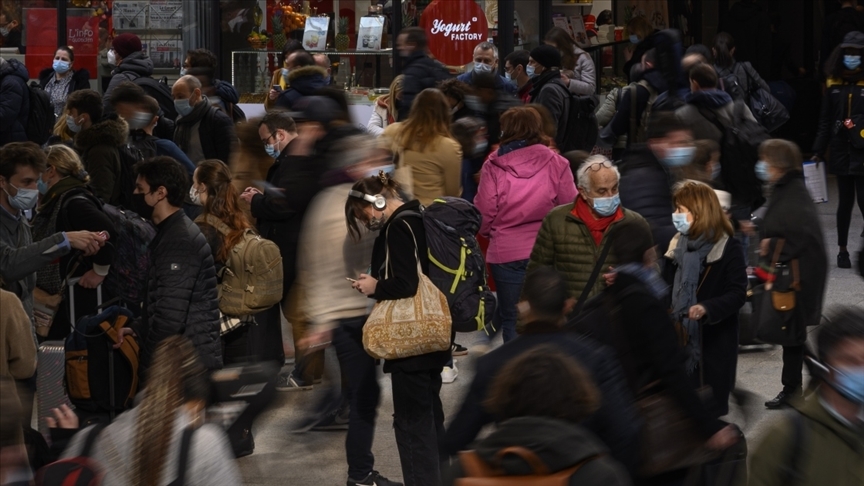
[276,3,307,35]
[336,16,350,51]
[247,30,271,50]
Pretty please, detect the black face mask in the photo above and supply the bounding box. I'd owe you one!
[131,193,155,220]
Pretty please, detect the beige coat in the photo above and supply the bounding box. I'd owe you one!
[1,289,37,420]
[381,123,463,206]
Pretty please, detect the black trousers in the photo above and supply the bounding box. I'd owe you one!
[391,368,445,486]
[333,316,381,480]
[781,344,805,393]
[836,174,864,247]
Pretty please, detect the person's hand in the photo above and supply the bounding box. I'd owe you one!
[560,72,570,84]
[240,187,262,203]
[738,220,756,237]
[759,238,772,257]
[268,89,279,100]
[688,304,707,321]
[66,231,106,256]
[810,154,822,162]
[297,329,332,351]
[78,269,105,289]
[353,274,378,296]
[45,404,79,429]
[113,327,135,349]
[705,424,740,451]
[602,266,617,286]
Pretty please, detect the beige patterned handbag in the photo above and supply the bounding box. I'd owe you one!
[363,220,452,360]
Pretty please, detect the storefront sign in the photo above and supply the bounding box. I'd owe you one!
[420,0,488,66]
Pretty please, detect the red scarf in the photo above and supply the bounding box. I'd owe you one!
[572,197,623,246]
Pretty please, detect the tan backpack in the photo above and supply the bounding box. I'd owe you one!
[456,446,599,486]
[203,215,283,316]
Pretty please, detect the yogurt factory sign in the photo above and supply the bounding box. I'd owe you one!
[420,0,489,66]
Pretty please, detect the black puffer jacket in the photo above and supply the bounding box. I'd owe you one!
[0,58,30,145]
[398,51,450,121]
[133,210,221,374]
[618,144,677,253]
[74,117,128,205]
[38,67,91,94]
[812,77,864,176]
[102,51,154,115]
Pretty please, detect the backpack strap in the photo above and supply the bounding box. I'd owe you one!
[629,83,638,147]
[202,213,233,236]
[174,427,196,486]
[573,240,612,316]
[80,422,109,457]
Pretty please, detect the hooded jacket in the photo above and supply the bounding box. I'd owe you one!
[618,144,678,253]
[274,66,328,111]
[675,89,757,142]
[476,143,577,264]
[0,58,30,145]
[749,396,864,486]
[529,70,571,150]
[74,117,129,205]
[399,50,451,121]
[443,417,633,486]
[173,96,237,164]
[813,77,864,176]
[102,51,154,115]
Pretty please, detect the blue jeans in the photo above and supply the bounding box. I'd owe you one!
[489,259,529,343]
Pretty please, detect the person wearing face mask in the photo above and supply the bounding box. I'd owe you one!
[544,27,596,96]
[115,156,221,375]
[526,45,589,153]
[265,40,304,111]
[183,48,242,121]
[504,50,532,103]
[269,51,328,112]
[750,306,864,486]
[476,107,577,343]
[622,15,658,84]
[0,12,22,49]
[66,89,130,206]
[171,75,237,165]
[813,31,864,269]
[101,33,154,117]
[437,78,474,123]
[662,181,747,418]
[619,113,695,259]
[0,56,30,146]
[38,46,91,118]
[455,42,517,96]
[0,142,106,332]
[345,172,451,486]
[395,27,451,122]
[753,140,828,410]
[527,155,650,303]
[30,145,116,341]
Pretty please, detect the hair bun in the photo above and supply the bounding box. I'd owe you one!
[76,169,89,181]
[378,170,389,185]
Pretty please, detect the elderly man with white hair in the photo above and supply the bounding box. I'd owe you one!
[527,155,652,304]
[456,41,517,96]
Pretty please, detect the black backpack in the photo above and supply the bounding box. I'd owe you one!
[717,64,747,104]
[398,198,496,333]
[552,83,599,153]
[698,102,769,213]
[114,134,159,208]
[131,74,178,122]
[26,82,55,145]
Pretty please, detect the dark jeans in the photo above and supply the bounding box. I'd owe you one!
[836,175,864,247]
[391,368,445,486]
[781,344,805,393]
[489,259,528,343]
[334,316,381,480]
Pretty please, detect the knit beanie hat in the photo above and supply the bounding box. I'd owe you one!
[529,45,562,70]
[112,33,142,59]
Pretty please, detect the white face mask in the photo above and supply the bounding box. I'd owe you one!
[474,62,493,73]
[107,49,117,66]
[189,185,202,206]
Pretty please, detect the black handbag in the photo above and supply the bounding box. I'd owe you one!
[753,240,805,346]
[744,67,789,133]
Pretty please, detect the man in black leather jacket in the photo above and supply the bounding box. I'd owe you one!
[396,27,450,121]
[122,156,221,375]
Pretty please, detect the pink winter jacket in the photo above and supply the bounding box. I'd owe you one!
[476,144,578,264]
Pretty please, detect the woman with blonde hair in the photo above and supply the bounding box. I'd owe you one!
[367,75,403,137]
[31,144,114,340]
[663,180,747,417]
[60,336,239,485]
[382,88,462,205]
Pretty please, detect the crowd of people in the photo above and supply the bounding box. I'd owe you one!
[1,17,863,486]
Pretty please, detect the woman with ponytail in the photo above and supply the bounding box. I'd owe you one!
[60,335,239,485]
[712,32,770,104]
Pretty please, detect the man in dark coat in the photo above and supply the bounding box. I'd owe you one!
[122,157,221,374]
[442,267,642,474]
[619,112,693,260]
[183,48,241,118]
[396,27,451,121]
[273,51,327,111]
[0,57,30,146]
[527,45,572,151]
[171,75,237,164]
[102,33,154,116]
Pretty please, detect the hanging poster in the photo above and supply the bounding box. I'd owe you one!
[114,1,148,29]
[302,16,329,50]
[150,0,183,29]
[357,16,384,51]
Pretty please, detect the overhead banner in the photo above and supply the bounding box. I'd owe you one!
[420,0,488,67]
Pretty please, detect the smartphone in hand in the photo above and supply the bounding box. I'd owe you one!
[346,277,357,284]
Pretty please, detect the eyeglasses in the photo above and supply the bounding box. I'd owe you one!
[261,132,276,144]
[580,159,614,174]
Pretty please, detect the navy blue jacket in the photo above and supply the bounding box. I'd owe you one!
[274,66,328,111]
[0,58,30,145]
[457,70,517,96]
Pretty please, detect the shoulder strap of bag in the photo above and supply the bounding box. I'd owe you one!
[629,83,638,147]
[573,241,613,316]
[203,213,232,236]
[80,422,109,457]
[174,427,196,486]
[383,216,422,279]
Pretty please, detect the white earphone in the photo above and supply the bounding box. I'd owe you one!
[349,190,386,211]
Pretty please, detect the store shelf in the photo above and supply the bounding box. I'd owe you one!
[551,2,593,7]
[230,49,392,56]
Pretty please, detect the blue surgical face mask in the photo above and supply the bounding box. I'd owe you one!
[174,98,193,117]
[53,60,71,74]
[844,55,862,71]
[66,115,83,133]
[2,183,39,211]
[755,160,771,182]
[474,62,493,73]
[526,64,536,77]
[672,212,691,235]
[833,366,864,404]
[37,176,49,195]
[474,140,488,156]
[630,34,640,44]
[592,193,620,217]
[179,67,187,76]
[264,143,280,158]
[323,75,331,85]
[710,162,721,181]
[281,68,290,78]
[661,146,696,167]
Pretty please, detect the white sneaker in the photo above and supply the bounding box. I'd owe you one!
[441,362,458,384]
